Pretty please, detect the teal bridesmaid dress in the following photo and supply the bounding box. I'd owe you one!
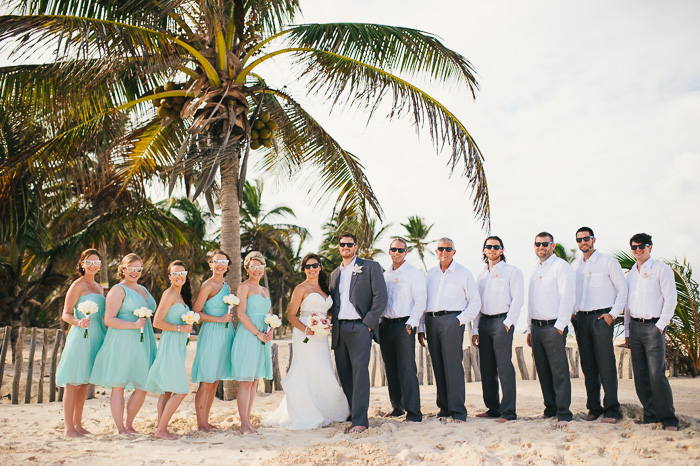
[89,284,157,391]
[231,294,272,382]
[191,282,235,383]
[145,303,190,394]
[56,293,107,387]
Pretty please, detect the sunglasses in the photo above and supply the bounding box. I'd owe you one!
[534,242,553,247]
[124,266,143,273]
[576,236,594,243]
[211,259,229,265]
[83,260,102,266]
[389,247,407,253]
[437,247,454,252]
[484,245,502,250]
[630,244,649,251]
[303,263,321,270]
[248,265,265,272]
[170,271,188,277]
[338,242,355,248]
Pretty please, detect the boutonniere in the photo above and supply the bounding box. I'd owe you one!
[641,271,651,279]
[393,278,400,285]
[492,273,500,279]
[584,271,591,279]
[536,275,542,283]
[352,265,363,275]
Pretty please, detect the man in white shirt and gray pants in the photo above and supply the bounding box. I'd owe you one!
[624,233,678,431]
[527,232,575,428]
[572,227,627,423]
[380,238,426,422]
[422,237,481,422]
[472,236,523,422]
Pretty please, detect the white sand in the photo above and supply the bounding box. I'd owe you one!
[1,334,699,465]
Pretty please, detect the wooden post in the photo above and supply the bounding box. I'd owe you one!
[379,350,386,386]
[426,348,433,385]
[57,331,67,402]
[566,347,579,378]
[532,352,537,380]
[0,326,10,392]
[272,343,282,391]
[417,345,424,385]
[470,346,481,382]
[617,348,625,379]
[25,327,37,403]
[12,327,26,404]
[463,349,472,383]
[38,329,47,403]
[286,342,293,374]
[515,347,530,380]
[370,344,378,387]
[86,384,95,400]
[49,330,64,402]
[628,349,634,379]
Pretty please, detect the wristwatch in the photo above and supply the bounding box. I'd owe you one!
[405,324,413,331]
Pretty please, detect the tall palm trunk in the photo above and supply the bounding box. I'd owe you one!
[219,148,242,400]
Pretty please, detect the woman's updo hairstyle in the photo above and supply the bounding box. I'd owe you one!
[243,251,266,269]
[76,248,101,277]
[208,249,232,277]
[117,253,142,281]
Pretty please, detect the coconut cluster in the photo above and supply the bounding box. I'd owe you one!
[153,82,186,120]
[250,112,277,149]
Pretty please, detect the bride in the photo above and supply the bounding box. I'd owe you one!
[267,253,349,429]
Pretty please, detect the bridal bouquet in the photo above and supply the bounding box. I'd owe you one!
[133,307,153,342]
[304,313,332,343]
[77,300,99,339]
[180,310,201,345]
[222,294,240,328]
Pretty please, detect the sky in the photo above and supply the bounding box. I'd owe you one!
[1,1,699,321]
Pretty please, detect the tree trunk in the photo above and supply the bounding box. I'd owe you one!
[99,239,109,291]
[219,148,242,401]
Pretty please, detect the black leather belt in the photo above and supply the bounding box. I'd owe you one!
[339,319,362,322]
[482,313,507,320]
[632,317,659,323]
[427,311,460,317]
[577,307,611,315]
[532,319,556,327]
[382,316,409,322]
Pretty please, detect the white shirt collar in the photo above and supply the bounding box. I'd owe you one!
[340,256,357,271]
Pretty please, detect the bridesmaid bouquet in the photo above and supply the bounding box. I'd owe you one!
[303,313,332,343]
[222,293,241,328]
[263,314,282,344]
[133,307,154,342]
[180,310,201,345]
[77,300,99,339]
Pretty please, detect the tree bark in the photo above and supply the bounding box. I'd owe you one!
[219,147,242,401]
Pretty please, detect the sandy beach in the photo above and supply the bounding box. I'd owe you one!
[1,334,699,466]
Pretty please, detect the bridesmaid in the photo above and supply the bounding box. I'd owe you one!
[191,250,235,431]
[56,249,106,437]
[89,253,157,435]
[144,261,193,439]
[231,251,273,435]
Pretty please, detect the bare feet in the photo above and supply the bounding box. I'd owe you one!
[64,430,84,438]
[197,425,210,432]
[537,414,553,419]
[117,429,136,437]
[240,425,256,436]
[75,427,91,435]
[154,430,179,440]
[584,414,599,421]
[556,420,568,429]
[601,417,617,424]
[664,426,678,431]
[496,418,508,424]
[125,426,140,435]
[206,423,221,430]
[383,410,405,418]
[349,426,367,433]
[451,419,465,424]
[475,412,495,418]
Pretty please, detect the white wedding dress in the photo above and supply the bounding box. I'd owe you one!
[266,293,350,429]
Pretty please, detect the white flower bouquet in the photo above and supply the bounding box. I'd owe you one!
[133,307,153,342]
[77,300,99,339]
[180,310,201,345]
[304,312,332,343]
[222,294,240,328]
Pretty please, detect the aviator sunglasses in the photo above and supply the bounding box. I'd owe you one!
[484,245,502,250]
[303,263,321,270]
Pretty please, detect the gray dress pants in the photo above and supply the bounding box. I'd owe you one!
[478,316,517,420]
[531,323,572,421]
[379,317,422,421]
[334,320,372,427]
[425,312,467,420]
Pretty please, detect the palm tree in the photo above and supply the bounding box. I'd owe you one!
[554,243,576,263]
[0,0,490,301]
[399,215,435,271]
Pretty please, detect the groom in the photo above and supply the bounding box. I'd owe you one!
[330,232,388,433]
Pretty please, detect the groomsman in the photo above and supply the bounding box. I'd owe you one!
[572,227,627,423]
[422,237,481,422]
[472,236,523,422]
[379,238,426,422]
[624,233,679,431]
[527,232,575,428]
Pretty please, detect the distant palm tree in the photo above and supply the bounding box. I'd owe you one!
[399,215,435,272]
[554,243,576,263]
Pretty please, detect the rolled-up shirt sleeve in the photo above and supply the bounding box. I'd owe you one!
[407,271,427,329]
[457,271,481,326]
[608,259,628,319]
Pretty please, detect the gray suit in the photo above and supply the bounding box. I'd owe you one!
[330,257,388,427]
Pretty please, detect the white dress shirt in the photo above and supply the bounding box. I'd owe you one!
[572,250,628,318]
[624,258,677,336]
[473,261,524,336]
[383,262,427,329]
[527,254,575,333]
[425,260,481,327]
[338,257,362,320]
